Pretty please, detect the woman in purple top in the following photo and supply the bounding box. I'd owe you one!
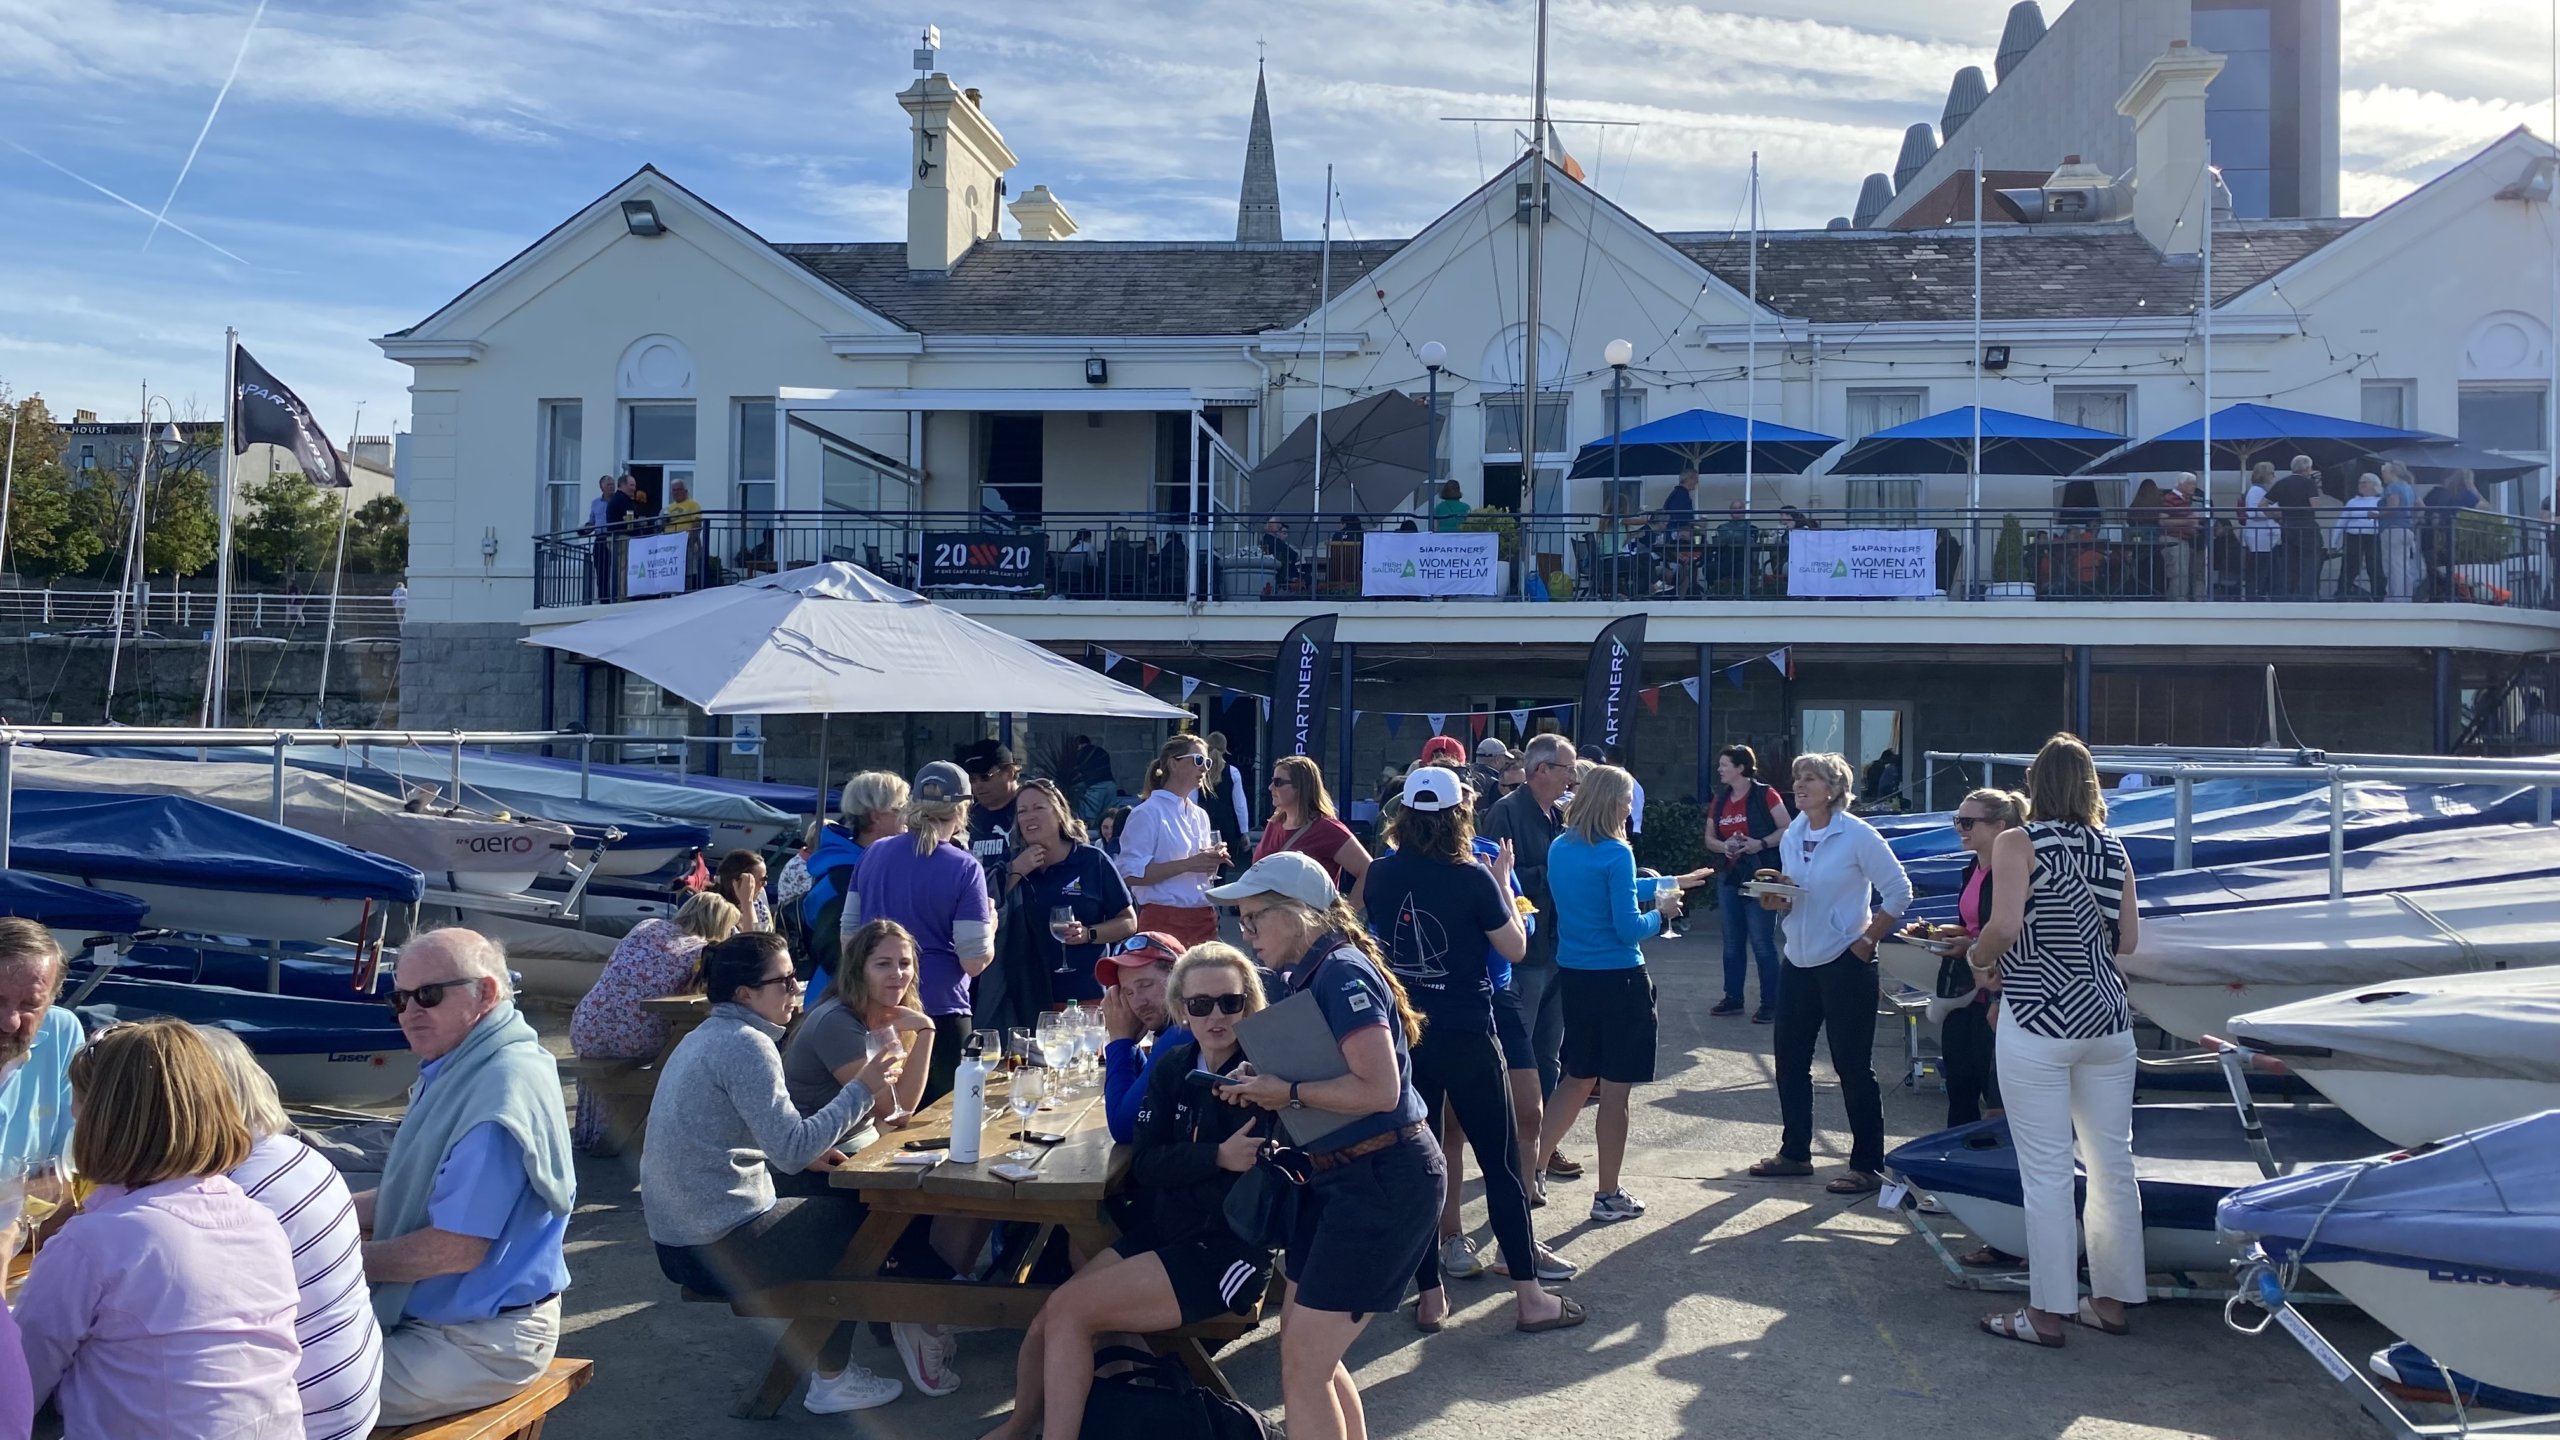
[849,761,994,1104]
[12,1019,302,1439]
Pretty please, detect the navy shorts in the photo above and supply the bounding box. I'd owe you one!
[1559,966,1659,1085]
[1284,1132,1444,1318]
[1492,983,1535,1071]
[1111,1236,1273,1327]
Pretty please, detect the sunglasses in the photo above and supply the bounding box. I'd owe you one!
[743,972,800,993]
[1172,754,1209,766]
[385,978,479,1015]
[1952,816,1988,831]
[1183,993,1250,1017]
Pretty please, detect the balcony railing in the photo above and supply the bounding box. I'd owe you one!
[531,507,2560,612]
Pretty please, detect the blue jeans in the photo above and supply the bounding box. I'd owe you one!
[1718,886,1780,1008]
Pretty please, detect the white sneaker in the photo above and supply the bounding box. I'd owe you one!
[804,1364,902,1414]
[891,1322,962,1397]
[1438,1234,1485,1280]
[1589,1189,1645,1223]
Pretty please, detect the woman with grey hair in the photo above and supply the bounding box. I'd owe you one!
[2338,473,2384,599]
[1747,752,1912,1194]
[198,1027,385,1440]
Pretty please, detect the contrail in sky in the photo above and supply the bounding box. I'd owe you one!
[7,141,251,266]
[144,0,270,252]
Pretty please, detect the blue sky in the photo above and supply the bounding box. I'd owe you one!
[1,0,2552,437]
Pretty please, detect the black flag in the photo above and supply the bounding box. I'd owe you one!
[1577,612,1647,760]
[1268,614,1338,758]
[231,344,350,487]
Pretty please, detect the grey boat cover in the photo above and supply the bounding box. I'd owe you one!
[2118,878,2560,988]
[2229,969,2560,1082]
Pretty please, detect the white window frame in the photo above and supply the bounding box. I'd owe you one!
[540,399,584,536]
[734,397,777,517]
[1845,387,1928,442]
[2054,385,2135,440]
[2361,379,2415,433]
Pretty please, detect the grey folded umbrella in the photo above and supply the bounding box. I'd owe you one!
[2372,440,2544,485]
[1248,391,1434,520]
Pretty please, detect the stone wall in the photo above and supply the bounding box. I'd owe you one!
[399,623,549,732]
[0,638,398,728]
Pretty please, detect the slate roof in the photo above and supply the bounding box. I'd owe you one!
[773,219,2354,336]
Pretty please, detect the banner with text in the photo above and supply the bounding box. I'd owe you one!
[625,533,690,597]
[921,532,1047,590]
[1577,613,1648,759]
[1360,532,1502,597]
[1268,614,1339,757]
[1785,529,1936,598]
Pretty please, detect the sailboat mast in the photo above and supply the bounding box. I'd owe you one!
[1521,0,1549,522]
[1314,165,1333,525]
[1744,152,1758,513]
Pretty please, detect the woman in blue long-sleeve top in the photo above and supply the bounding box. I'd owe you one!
[1529,764,1683,1224]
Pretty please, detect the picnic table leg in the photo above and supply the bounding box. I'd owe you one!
[730,1206,912,1419]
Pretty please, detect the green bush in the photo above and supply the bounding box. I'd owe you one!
[1635,799,1709,878]
[1460,505,1520,560]
[2453,509,2516,567]
[1992,514,2028,583]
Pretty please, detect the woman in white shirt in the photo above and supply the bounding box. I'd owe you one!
[1746,752,1913,1194]
[2337,472,2384,600]
[2241,460,2281,597]
[1112,736,1227,949]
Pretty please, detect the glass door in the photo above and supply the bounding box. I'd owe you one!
[1797,705,1910,809]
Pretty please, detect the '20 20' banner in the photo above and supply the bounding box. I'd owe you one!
[1785,529,1937,597]
[920,532,1046,590]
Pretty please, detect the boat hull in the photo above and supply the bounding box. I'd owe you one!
[1927,1189,2238,1274]
[38,875,370,944]
[253,1048,420,1108]
[2292,1254,2560,1397]
[2281,1067,2560,1150]
[2126,980,2350,1045]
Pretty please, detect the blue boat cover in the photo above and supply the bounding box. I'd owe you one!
[1887,1104,2389,1235]
[2217,1110,2560,1289]
[77,940,385,1003]
[10,789,424,902]
[0,871,148,931]
[1885,779,2319,863]
[462,747,822,813]
[74,975,409,1056]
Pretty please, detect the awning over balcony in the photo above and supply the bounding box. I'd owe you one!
[775,386,1205,413]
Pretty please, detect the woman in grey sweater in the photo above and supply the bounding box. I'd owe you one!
[639,932,912,1414]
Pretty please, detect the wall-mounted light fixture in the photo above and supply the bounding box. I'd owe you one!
[621,200,664,236]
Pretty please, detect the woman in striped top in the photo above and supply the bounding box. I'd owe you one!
[1966,733,2144,1348]
[199,1026,386,1439]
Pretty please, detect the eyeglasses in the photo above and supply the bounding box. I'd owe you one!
[1952,816,1987,831]
[743,972,800,993]
[1182,994,1250,1017]
[385,978,479,1015]
[1234,905,1277,932]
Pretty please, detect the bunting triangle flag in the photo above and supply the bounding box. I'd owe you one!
[1509,708,1529,736]
[1426,712,1447,734]
[1680,676,1701,704]
[1099,649,1123,674]
[1727,666,1746,691]
[1217,686,1233,705]
[1766,647,1792,679]
[1639,687,1660,715]
[1558,705,1574,733]
[1384,713,1404,738]
[1258,697,1271,722]
[1179,676,1201,702]
[1353,711,1365,728]
[1468,713,1487,740]
[1141,663,1161,687]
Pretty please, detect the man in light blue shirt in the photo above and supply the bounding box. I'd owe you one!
[0,919,80,1172]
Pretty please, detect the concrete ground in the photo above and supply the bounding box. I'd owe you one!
[532,912,2387,1440]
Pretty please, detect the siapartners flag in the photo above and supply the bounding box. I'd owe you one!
[231,344,351,486]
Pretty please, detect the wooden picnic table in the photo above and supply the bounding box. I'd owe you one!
[709,1074,1264,1418]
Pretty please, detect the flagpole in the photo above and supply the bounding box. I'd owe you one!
[0,405,18,578]
[205,327,239,726]
[313,405,360,725]
[2200,142,2215,599]
[105,382,158,723]
[1970,145,1985,597]
[1743,151,1758,519]
[1523,0,1549,561]
[1313,164,1333,529]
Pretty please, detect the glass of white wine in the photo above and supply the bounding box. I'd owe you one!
[1008,1066,1047,1161]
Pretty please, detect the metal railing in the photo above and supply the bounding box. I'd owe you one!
[0,588,405,637]
[530,506,2560,611]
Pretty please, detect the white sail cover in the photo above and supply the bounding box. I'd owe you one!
[2229,969,2560,1082]
[11,749,575,882]
[2120,878,2560,989]
[319,745,794,836]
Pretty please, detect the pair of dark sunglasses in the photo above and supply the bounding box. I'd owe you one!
[1182,994,1249,1017]
[385,978,479,1015]
[1952,816,1987,831]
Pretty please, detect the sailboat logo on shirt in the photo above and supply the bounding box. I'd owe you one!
[1060,877,1083,896]
[1388,898,1450,983]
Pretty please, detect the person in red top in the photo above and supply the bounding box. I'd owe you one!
[1255,754,1373,910]
[1706,745,1790,1021]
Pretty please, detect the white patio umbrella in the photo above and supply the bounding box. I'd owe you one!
[523,563,1188,719]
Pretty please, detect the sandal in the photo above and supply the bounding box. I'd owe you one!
[1826,1170,1883,1195]
[1957,1246,2022,1270]
[1516,1295,1588,1334]
[1413,1292,1447,1334]
[2068,1299,2131,1336]
[1980,1308,2066,1348]
[1746,1156,1814,1179]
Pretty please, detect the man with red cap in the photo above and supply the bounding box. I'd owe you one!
[1097,932,1191,1143]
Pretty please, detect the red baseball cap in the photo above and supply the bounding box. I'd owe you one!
[1093,930,1186,989]
[1419,735,1468,767]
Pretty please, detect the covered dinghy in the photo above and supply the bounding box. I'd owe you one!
[2228,970,2560,1145]
[0,870,148,933]
[2218,1110,2560,1395]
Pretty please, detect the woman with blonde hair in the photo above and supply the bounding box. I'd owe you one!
[1969,734,2142,1347]
[850,761,992,1103]
[983,943,1278,1440]
[1749,751,1912,1194]
[13,1018,303,1437]
[800,769,912,1002]
[1208,854,1439,1440]
[1256,754,1373,907]
[784,920,938,1163]
[1113,735,1227,948]
[568,890,742,1148]
[1532,763,1678,1226]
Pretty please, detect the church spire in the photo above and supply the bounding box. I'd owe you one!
[1236,58,1283,242]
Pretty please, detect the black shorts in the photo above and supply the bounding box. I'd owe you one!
[1113,1236,1273,1326]
[1492,983,1535,1071]
[1284,1133,1443,1318]
[1559,966,1659,1084]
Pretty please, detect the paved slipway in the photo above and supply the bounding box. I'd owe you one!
[534,910,2385,1440]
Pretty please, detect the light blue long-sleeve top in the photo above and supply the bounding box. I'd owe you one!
[1546,831,1661,971]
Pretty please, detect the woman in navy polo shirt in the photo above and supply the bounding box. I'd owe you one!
[1001,779,1137,1004]
[1211,852,1440,1440]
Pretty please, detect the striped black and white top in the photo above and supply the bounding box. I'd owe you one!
[231,1132,384,1440]
[2005,820,2133,1040]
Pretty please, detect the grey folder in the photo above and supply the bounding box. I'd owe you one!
[1233,988,1360,1148]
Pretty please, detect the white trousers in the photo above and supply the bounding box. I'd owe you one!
[1995,1018,2145,1315]
[2383,528,2422,601]
[377,1297,561,1426]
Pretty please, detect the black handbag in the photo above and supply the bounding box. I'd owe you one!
[1079,1346,1273,1440]
[1220,1135,1308,1252]
[971,877,1053,1031]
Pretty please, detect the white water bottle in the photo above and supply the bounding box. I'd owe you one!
[948,1040,991,1165]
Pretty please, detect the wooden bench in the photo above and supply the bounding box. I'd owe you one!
[560,1056,659,1157]
[370,1358,593,1440]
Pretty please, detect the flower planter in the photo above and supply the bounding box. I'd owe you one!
[1986,581,2038,600]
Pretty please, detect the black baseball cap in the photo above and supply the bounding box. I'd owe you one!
[955,739,1018,775]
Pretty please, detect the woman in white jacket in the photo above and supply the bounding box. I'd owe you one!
[1746,752,1913,1194]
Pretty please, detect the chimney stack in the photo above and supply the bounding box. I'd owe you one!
[1009,185,1079,242]
[897,69,1019,272]
[2117,39,2226,256]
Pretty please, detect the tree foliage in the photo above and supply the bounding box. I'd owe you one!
[141,467,219,578]
[347,493,408,575]
[0,394,107,579]
[235,471,341,583]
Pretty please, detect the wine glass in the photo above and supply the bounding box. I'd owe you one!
[1077,1017,1105,1083]
[1049,906,1079,945]
[1042,1031,1077,1104]
[1006,1027,1037,1085]
[1008,1066,1047,1161]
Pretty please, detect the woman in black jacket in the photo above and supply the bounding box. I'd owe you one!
[982,944,1273,1440]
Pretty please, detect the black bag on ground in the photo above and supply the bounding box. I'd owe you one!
[1078,1346,1273,1440]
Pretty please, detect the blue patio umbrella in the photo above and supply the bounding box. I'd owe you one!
[1829,406,2125,477]
[1567,407,1840,479]
[2080,403,2433,477]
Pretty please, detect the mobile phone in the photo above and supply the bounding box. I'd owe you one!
[1189,1069,1245,1087]
[1014,1130,1068,1146]
[900,1138,946,1151]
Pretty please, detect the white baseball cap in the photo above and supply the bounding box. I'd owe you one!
[1206,851,1338,910]
[1401,766,1468,813]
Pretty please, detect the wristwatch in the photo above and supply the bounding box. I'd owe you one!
[1287,1081,1305,1110]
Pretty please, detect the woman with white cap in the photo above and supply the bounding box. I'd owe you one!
[846,760,992,1104]
[1367,766,1582,1336]
[1209,851,1441,1440]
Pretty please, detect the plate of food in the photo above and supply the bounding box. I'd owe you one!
[1739,869,1802,901]
[1893,921,1972,956]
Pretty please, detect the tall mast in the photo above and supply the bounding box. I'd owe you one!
[1520,0,1549,518]
[1743,152,1758,513]
[1313,164,1333,524]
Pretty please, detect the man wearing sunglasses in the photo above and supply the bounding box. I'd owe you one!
[353,929,575,1426]
[1097,932,1190,1144]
